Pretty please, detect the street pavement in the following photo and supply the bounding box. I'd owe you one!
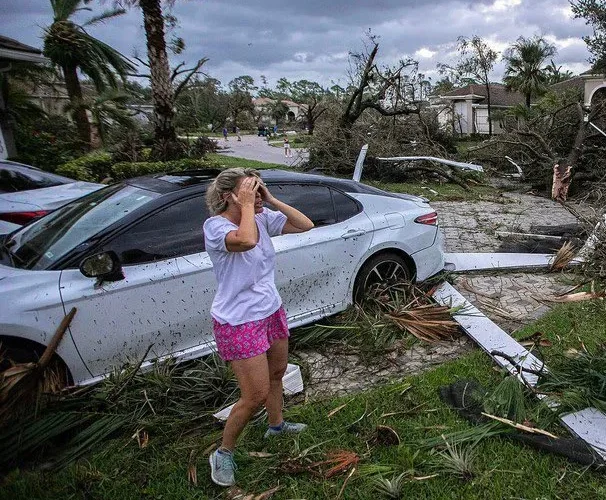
[214,133,309,167]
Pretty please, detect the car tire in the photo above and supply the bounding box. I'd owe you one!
[353,252,411,304]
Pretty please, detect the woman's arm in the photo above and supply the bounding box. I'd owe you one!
[259,184,314,234]
[225,177,260,251]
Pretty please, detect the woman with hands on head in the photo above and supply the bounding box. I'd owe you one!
[203,168,314,487]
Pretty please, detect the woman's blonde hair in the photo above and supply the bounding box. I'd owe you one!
[206,167,261,215]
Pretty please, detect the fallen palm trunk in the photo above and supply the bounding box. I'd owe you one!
[0,308,77,423]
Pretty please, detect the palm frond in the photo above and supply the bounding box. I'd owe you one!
[50,0,85,21]
[550,241,576,272]
[83,8,127,26]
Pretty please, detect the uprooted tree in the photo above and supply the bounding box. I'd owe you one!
[465,87,606,199]
[309,35,458,179]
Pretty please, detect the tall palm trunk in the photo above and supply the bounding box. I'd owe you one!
[63,64,91,148]
[139,0,178,159]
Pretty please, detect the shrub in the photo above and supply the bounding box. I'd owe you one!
[110,130,146,163]
[111,158,214,180]
[56,152,114,182]
[12,116,83,171]
[186,136,218,157]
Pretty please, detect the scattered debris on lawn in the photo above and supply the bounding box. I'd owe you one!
[541,289,606,303]
[550,241,577,271]
[376,155,484,172]
[292,281,461,352]
[279,449,360,479]
[187,449,198,486]
[0,354,239,470]
[433,282,606,463]
[443,252,574,272]
[0,307,77,424]
[371,425,401,446]
[537,346,606,414]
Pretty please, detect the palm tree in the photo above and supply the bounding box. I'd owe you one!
[503,36,557,108]
[117,0,179,159]
[43,0,134,147]
[545,60,574,85]
[65,88,134,147]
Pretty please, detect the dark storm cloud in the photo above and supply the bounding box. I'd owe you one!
[1,0,593,87]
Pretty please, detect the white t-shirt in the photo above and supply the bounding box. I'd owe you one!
[203,208,287,325]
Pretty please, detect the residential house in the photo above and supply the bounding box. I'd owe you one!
[0,35,48,158]
[549,69,606,107]
[431,71,606,136]
[430,83,525,135]
[252,97,307,127]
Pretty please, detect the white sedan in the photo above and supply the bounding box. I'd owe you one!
[0,169,444,385]
[0,160,103,234]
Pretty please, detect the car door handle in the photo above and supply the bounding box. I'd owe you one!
[341,229,366,239]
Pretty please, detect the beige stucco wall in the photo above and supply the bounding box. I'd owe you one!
[584,76,606,106]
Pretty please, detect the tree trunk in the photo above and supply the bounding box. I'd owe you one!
[525,93,531,109]
[63,64,91,148]
[140,0,178,160]
[552,103,587,202]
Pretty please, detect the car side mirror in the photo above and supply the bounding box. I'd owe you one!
[79,251,124,282]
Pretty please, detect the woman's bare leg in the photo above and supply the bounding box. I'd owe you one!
[221,354,270,450]
[265,338,288,426]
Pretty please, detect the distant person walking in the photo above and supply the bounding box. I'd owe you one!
[222,127,228,141]
[283,137,292,158]
[236,126,241,141]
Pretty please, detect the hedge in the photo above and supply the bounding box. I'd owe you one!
[56,152,113,182]
[57,156,217,183]
[110,158,215,180]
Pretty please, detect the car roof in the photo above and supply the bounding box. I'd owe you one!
[0,159,44,171]
[0,160,75,184]
[126,168,394,197]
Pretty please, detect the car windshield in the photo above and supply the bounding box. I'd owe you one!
[5,184,160,270]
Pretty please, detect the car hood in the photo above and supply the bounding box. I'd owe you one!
[0,182,103,211]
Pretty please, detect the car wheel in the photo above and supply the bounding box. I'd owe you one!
[354,252,411,304]
[0,342,71,386]
[0,344,39,371]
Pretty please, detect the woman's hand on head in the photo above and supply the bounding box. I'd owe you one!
[231,177,259,208]
[257,182,275,204]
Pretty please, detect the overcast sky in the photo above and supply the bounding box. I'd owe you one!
[2,0,594,89]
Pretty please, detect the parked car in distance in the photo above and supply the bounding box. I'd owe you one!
[0,168,445,385]
[0,160,103,234]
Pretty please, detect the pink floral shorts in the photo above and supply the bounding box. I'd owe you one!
[212,307,290,361]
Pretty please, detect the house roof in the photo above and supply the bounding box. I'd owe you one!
[549,75,585,95]
[253,97,274,106]
[0,35,48,63]
[0,35,42,54]
[253,97,303,108]
[440,83,526,106]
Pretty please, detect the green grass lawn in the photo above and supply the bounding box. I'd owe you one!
[3,298,606,499]
[367,180,500,202]
[206,154,284,170]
